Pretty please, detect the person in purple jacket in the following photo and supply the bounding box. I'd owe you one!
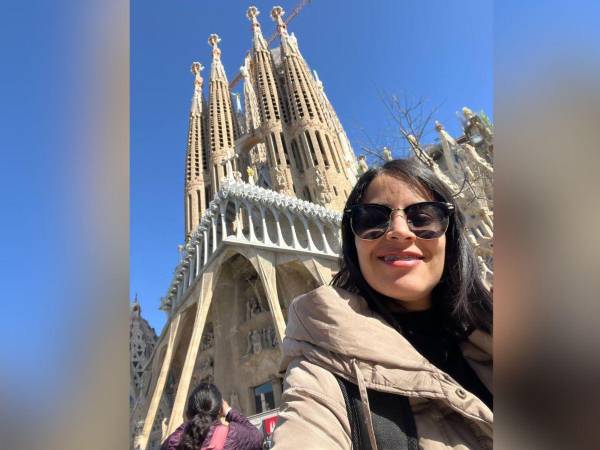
[161,383,263,450]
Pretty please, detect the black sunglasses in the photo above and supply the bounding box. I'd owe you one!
[345,202,455,240]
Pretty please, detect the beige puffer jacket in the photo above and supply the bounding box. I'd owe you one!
[271,286,492,450]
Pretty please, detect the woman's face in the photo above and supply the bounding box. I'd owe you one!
[355,174,446,311]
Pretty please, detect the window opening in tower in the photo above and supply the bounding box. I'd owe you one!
[280,132,290,165]
[270,133,281,165]
[303,186,312,202]
[315,131,329,168]
[297,134,309,169]
[304,131,318,166]
[325,134,340,173]
[291,139,303,172]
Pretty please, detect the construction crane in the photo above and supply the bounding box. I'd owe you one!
[228,0,312,90]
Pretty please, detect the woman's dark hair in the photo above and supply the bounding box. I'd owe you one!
[331,158,492,338]
[177,383,223,450]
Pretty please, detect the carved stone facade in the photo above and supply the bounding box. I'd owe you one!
[182,5,358,243]
[417,108,494,287]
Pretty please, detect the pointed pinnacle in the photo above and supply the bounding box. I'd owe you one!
[208,33,221,49]
[191,61,204,75]
[247,5,260,23]
[271,6,287,34]
[191,62,204,86]
[434,120,444,131]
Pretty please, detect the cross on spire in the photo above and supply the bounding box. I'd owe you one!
[271,6,288,36]
[247,5,260,26]
[191,62,204,88]
[208,33,222,59]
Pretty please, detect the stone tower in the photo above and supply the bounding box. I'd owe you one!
[207,33,238,196]
[269,6,354,208]
[184,62,209,238]
[180,6,358,245]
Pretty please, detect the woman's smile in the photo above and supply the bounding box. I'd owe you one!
[377,250,424,267]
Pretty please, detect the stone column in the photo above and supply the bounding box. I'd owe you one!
[250,250,286,342]
[166,271,216,435]
[138,313,182,450]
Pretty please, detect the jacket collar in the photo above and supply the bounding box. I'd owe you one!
[280,286,493,425]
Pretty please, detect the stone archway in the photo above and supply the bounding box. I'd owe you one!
[206,251,283,416]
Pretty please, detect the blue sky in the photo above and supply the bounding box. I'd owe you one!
[131,0,493,333]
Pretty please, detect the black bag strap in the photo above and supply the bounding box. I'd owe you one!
[335,375,419,450]
[336,375,371,450]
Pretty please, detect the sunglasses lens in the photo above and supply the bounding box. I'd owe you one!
[406,203,450,239]
[350,205,390,240]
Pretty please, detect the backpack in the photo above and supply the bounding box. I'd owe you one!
[335,375,419,450]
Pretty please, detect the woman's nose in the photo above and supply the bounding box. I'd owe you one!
[386,212,417,241]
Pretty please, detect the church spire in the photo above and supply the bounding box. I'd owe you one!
[190,61,204,116]
[247,6,268,51]
[184,62,209,240]
[271,6,288,37]
[208,34,227,81]
[268,5,355,210]
[207,34,237,193]
[240,56,261,131]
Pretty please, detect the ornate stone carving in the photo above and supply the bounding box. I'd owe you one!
[246,329,263,355]
[246,166,255,185]
[166,179,343,315]
[383,146,393,161]
[357,155,369,175]
[197,354,214,372]
[273,166,287,191]
[246,294,265,321]
[200,325,214,351]
[262,326,278,349]
[315,168,332,204]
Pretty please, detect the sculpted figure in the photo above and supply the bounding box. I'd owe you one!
[251,330,262,354]
[246,329,263,355]
[201,327,214,351]
[315,169,332,204]
[273,166,286,190]
[269,326,278,347]
[383,146,393,161]
[357,155,369,175]
[247,166,255,185]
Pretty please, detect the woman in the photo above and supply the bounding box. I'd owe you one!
[272,159,493,449]
[161,383,263,450]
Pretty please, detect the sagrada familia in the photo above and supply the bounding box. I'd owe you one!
[129,6,494,450]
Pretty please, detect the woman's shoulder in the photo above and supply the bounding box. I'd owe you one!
[225,416,263,448]
[289,285,368,315]
[160,423,186,450]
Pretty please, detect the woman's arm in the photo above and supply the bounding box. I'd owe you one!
[225,408,263,450]
[271,358,351,450]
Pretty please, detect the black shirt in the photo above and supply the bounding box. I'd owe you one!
[392,309,493,411]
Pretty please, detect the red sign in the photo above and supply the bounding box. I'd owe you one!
[262,415,278,434]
